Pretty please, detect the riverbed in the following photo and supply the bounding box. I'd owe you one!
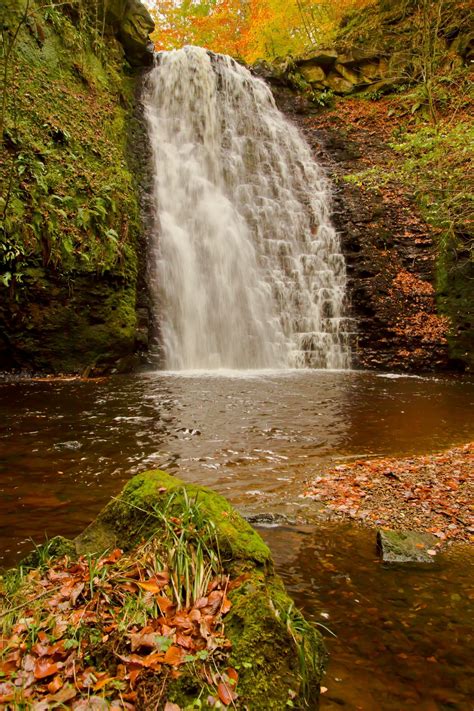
[1,370,473,709]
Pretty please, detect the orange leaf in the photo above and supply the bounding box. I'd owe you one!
[117,652,164,668]
[47,676,63,693]
[176,633,195,650]
[137,580,162,594]
[93,676,115,691]
[48,686,77,703]
[221,596,232,614]
[0,659,18,675]
[156,595,175,613]
[217,681,237,706]
[226,667,238,685]
[100,548,123,565]
[130,632,159,652]
[164,645,184,666]
[47,640,68,659]
[122,691,138,702]
[129,668,141,687]
[34,658,59,680]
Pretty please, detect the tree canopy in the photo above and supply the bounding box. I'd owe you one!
[149,0,375,62]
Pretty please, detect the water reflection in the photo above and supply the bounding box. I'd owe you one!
[0,371,473,563]
[259,524,474,710]
[1,370,473,709]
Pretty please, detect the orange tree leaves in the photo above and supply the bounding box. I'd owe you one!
[149,0,376,62]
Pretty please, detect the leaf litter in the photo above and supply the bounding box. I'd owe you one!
[303,442,473,543]
[0,527,240,709]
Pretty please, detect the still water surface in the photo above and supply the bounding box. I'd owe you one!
[1,370,473,709]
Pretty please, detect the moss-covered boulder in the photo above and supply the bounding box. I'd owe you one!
[75,470,326,709]
[103,0,154,66]
[299,64,326,84]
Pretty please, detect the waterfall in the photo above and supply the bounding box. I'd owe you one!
[143,46,352,370]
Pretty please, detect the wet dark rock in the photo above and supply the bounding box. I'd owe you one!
[377,529,438,565]
[266,83,451,373]
[117,0,154,67]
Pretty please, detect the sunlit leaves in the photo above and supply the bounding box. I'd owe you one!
[149,0,376,62]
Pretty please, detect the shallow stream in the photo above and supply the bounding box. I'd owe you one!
[1,370,473,709]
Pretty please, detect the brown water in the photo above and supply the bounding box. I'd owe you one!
[1,370,473,709]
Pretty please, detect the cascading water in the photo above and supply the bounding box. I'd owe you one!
[144,46,352,370]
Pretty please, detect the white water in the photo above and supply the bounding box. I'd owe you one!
[143,46,352,370]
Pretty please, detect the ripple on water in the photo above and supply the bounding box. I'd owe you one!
[0,370,473,709]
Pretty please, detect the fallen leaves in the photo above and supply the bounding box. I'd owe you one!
[217,680,237,705]
[0,535,240,709]
[33,659,60,680]
[303,442,473,542]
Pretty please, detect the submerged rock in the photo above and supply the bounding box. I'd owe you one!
[54,440,83,451]
[377,529,438,565]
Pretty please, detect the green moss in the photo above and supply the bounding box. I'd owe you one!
[8,471,325,708]
[76,470,272,566]
[0,0,148,372]
[19,535,76,570]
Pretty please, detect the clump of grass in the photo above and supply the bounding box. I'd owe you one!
[0,490,236,709]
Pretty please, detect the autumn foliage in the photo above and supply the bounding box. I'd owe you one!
[304,443,474,543]
[150,0,376,61]
[0,538,240,708]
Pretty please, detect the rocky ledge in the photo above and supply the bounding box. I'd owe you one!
[105,0,155,66]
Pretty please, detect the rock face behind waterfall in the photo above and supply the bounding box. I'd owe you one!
[253,0,473,374]
[144,47,352,370]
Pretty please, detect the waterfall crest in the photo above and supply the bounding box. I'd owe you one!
[144,46,352,369]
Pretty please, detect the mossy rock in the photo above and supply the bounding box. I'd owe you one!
[334,62,360,85]
[299,65,326,84]
[296,51,338,69]
[118,0,155,66]
[324,72,354,94]
[74,470,326,709]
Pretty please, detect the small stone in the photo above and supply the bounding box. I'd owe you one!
[54,441,82,451]
[377,529,439,565]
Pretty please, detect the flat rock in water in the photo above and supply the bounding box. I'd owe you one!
[54,440,82,451]
[377,529,438,565]
[244,512,298,527]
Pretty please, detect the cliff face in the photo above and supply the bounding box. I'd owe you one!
[0,0,154,374]
[257,0,473,372]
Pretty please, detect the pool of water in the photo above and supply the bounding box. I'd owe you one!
[1,369,473,708]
